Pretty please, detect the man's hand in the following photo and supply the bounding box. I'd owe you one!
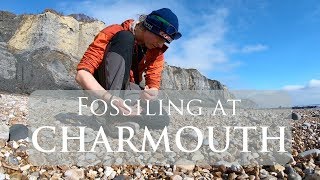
[109,96,142,116]
[140,85,159,101]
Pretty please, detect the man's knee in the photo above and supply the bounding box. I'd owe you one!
[108,30,135,58]
[113,30,134,42]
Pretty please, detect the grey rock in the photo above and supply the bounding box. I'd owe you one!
[288,172,302,180]
[260,169,269,179]
[230,164,242,173]
[0,123,9,147]
[114,157,123,165]
[304,171,320,180]
[266,176,278,180]
[202,138,219,146]
[184,131,199,140]
[285,164,295,173]
[134,169,141,178]
[109,171,117,179]
[113,175,126,180]
[9,124,29,141]
[239,152,250,164]
[85,153,97,162]
[285,164,302,180]
[84,129,96,143]
[303,168,314,175]
[64,169,85,180]
[165,171,174,176]
[249,116,260,123]
[191,151,204,161]
[29,175,38,180]
[30,172,40,177]
[176,159,195,171]
[302,122,311,129]
[27,150,47,165]
[299,149,320,158]
[202,138,209,145]
[0,114,6,121]
[291,112,301,120]
[7,155,19,166]
[29,172,40,180]
[104,166,115,177]
[274,152,295,164]
[170,175,183,180]
[252,152,259,158]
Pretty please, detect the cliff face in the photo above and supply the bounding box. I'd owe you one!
[7,12,105,59]
[161,63,224,90]
[0,10,229,95]
[0,10,105,93]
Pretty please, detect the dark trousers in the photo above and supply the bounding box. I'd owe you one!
[93,30,169,129]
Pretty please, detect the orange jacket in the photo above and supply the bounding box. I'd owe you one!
[77,19,168,89]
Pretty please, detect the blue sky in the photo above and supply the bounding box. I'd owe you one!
[1,0,319,104]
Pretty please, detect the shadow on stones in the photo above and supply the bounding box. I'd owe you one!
[54,113,102,131]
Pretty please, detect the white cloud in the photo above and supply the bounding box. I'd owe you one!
[240,44,268,53]
[283,79,320,90]
[167,8,231,72]
[282,85,304,91]
[308,79,320,88]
